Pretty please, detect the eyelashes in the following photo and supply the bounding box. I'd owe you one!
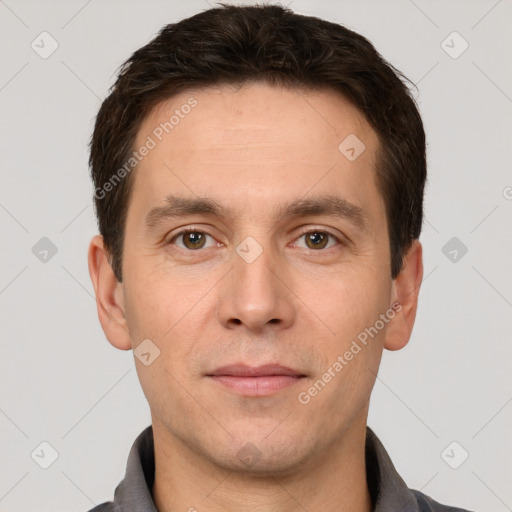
[168,227,345,252]
[169,228,218,250]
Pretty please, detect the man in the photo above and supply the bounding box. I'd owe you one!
[87,4,474,511]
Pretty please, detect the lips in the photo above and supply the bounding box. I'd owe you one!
[206,364,306,396]
[208,364,305,378]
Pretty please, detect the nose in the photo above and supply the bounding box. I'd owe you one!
[216,242,296,334]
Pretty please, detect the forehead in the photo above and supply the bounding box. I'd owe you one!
[129,82,382,226]
[139,82,375,155]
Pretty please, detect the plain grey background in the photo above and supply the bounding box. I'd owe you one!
[1,0,511,511]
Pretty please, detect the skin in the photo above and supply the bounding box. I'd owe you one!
[88,82,423,512]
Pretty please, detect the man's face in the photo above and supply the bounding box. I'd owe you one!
[118,83,396,473]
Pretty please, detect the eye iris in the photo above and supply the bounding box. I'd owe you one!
[183,232,205,249]
[306,232,328,249]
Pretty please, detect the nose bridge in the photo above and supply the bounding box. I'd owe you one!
[217,237,294,331]
[234,239,280,311]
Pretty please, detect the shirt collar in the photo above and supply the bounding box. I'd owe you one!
[109,425,420,512]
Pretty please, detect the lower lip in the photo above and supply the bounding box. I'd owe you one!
[209,375,304,396]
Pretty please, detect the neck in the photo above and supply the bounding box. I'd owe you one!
[152,415,373,512]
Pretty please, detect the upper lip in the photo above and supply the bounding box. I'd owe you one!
[207,364,305,377]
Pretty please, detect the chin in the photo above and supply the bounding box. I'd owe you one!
[221,448,308,477]
[212,429,314,476]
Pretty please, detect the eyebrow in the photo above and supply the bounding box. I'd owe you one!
[144,194,368,233]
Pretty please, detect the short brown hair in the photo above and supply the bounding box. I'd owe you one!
[89,3,426,282]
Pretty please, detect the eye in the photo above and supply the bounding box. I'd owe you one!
[293,229,340,251]
[169,229,217,250]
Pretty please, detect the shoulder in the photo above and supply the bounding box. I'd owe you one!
[412,489,476,512]
[85,502,117,512]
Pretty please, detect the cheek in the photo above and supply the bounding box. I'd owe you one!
[295,263,390,342]
[123,264,195,340]
[127,296,208,428]
[299,288,385,423]
[295,263,390,403]
[125,271,212,366]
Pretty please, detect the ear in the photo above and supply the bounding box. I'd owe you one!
[383,240,423,351]
[87,234,132,351]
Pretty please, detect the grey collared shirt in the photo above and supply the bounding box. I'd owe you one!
[88,425,474,512]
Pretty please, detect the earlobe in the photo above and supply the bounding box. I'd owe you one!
[87,234,132,351]
[384,240,423,352]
